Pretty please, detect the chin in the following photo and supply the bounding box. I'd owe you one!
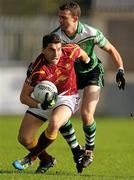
[61,25,65,30]
[52,60,58,64]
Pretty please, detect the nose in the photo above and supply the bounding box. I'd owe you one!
[53,50,59,58]
[55,51,59,58]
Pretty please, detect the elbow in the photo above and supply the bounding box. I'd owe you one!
[20,93,26,105]
[108,49,113,55]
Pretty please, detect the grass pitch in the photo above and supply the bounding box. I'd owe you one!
[0,115,134,180]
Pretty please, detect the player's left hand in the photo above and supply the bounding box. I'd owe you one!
[116,69,125,90]
[41,92,58,110]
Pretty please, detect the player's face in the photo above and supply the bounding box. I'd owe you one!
[43,43,62,65]
[58,10,77,32]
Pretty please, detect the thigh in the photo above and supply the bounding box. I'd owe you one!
[47,105,72,133]
[81,85,101,117]
[19,112,44,140]
[55,94,80,114]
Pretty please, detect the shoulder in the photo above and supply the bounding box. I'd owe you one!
[80,22,102,36]
[32,53,44,67]
[25,54,45,86]
[62,44,80,59]
[63,43,80,52]
[27,53,44,75]
[51,26,61,35]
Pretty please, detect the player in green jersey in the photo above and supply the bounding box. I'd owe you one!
[25,1,125,173]
[52,1,125,171]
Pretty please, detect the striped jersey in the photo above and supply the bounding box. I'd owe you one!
[52,21,108,73]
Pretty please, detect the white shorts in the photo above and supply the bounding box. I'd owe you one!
[27,93,80,120]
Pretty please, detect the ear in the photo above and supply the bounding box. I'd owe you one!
[73,16,78,22]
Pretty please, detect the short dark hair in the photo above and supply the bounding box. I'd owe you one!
[42,34,61,48]
[59,1,81,18]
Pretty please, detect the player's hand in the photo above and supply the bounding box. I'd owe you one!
[116,69,125,90]
[40,92,58,110]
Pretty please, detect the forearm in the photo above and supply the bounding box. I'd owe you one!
[79,48,90,63]
[103,41,124,69]
[109,46,124,69]
[20,82,38,108]
[20,95,38,108]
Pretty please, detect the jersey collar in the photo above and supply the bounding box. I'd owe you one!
[70,21,83,38]
[77,21,83,34]
[62,21,83,40]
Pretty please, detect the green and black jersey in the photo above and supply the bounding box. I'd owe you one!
[52,22,107,88]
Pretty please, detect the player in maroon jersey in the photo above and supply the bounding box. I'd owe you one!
[26,43,81,95]
[12,33,91,173]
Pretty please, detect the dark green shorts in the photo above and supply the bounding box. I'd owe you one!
[76,61,104,89]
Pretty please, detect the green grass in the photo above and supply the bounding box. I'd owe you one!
[0,115,134,180]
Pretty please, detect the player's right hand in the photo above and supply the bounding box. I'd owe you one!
[40,92,58,110]
[116,69,125,90]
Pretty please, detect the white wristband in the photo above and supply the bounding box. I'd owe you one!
[86,57,90,64]
[118,67,124,70]
[37,103,42,109]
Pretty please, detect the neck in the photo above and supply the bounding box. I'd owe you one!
[65,23,78,37]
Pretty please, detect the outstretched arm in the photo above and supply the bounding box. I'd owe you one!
[103,41,124,69]
[103,41,125,90]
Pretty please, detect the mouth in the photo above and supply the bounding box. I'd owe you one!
[51,58,59,64]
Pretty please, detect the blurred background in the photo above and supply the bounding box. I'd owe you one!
[0,0,134,116]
